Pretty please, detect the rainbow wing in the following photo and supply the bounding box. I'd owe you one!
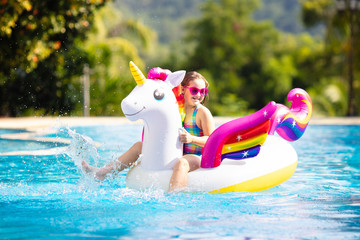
[201,102,277,168]
[221,120,270,160]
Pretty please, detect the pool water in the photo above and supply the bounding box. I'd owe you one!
[0,139,68,152]
[0,124,359,239]
[0,129,27,135]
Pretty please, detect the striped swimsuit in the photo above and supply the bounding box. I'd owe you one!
[183,105,204,155]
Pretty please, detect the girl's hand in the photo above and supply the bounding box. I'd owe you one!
[179,128,193,143]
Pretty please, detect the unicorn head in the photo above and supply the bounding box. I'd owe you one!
[121,62,185,121]
[121,61,186,170]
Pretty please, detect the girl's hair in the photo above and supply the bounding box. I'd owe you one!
[181,71,209,103]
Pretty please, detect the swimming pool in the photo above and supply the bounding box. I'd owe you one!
[0,124,359,239]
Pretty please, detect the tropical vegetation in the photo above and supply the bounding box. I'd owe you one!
[0,0,359,117]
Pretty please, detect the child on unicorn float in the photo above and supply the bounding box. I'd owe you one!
[82,67,215,192]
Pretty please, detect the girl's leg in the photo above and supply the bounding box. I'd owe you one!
[82,141,142,180]
[168,154,201,192]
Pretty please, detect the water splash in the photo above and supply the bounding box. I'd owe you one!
[66,128,100,169]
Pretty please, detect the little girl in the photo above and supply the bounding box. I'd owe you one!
[169,71,215,191]
[82,70,215,192]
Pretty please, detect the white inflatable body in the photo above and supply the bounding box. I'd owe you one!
[126,135,297,193]
[122,62,311,193]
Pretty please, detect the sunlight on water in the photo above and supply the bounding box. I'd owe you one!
[0,124,360,239]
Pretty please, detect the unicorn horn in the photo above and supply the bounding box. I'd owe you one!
[129,61,146,85]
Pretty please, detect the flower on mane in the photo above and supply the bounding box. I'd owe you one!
[147,67,171,81]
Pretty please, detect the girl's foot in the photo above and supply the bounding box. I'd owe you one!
[81,160,106,181]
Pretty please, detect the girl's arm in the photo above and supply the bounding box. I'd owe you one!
[180,106,215,147]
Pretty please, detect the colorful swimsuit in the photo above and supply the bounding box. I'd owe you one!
[183,105,204,155]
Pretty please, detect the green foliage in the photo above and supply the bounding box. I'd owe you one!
[1,46,87,116]
[0,0,108,116]
[167,0,357,117]
[302,0,360,116]
[1,0,358,117]
[0,0,106,73]
[181,0,302,115]
[301,0,334,27]
[254,0,322,35]
[0,0,156,116]
[307,77,347,116]
[79,3,156,116]
[276,33,326,89]
[114,0,205,43]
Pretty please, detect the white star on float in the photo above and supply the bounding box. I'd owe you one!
[263,110,267,117]
[242,151,249,158]
[227,146,231,151]
[237,135,242,141]
[277,118,281,123]
[292,120,296,127]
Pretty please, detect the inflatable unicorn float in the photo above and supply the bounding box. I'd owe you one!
[121,62,312,193]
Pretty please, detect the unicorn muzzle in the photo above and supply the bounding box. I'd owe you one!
[121,97,145,120]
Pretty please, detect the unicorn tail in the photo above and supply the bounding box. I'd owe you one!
[268,88,312,142]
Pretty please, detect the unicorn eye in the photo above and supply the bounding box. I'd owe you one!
[154,88,165,101]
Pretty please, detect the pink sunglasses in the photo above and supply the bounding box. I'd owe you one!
[184,86,209,96]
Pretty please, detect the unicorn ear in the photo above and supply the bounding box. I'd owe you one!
[166,70,186,88]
